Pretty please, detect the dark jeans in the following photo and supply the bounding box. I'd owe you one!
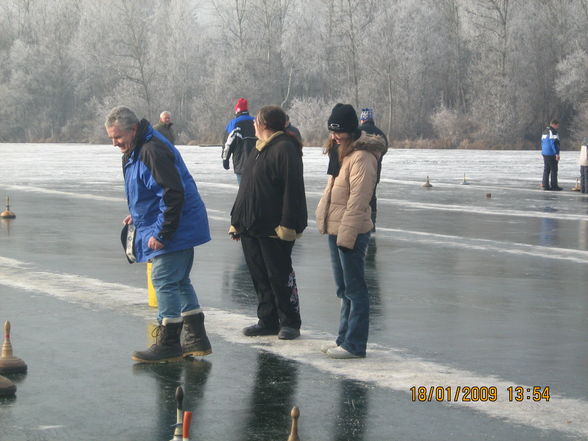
[369,190,377,229]
[241,233,301,330]
[581,166,588,193]
[328,233,371,357]
[542,155,559,189]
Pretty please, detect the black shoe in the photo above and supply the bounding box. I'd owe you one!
[242,324,279,337]
[551,186,563,191]
[278,327,300,340]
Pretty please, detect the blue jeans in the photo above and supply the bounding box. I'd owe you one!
[328,233,371,356]
[151,248,200,322]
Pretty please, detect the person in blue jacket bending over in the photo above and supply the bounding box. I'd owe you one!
[541,119,562,191]
[105,105,212,363]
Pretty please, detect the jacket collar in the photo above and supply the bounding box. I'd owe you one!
[255,131,285,152]
[123,119,154,166]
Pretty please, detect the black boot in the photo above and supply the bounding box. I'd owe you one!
[182,312,212,357]
[132,319,183,363]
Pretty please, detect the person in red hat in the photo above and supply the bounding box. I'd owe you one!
[222,98,256,184]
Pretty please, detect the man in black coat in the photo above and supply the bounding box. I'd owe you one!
[359,108,388,231]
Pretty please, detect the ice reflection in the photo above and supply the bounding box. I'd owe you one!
[332,379,371,441]
[243,352,299,441]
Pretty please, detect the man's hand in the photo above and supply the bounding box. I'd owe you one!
[223,159,230,170]
[556,154,560,161]
[148,236,165,250]
[123,215,133,225]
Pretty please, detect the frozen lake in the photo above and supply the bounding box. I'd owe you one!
[1,143,588,440]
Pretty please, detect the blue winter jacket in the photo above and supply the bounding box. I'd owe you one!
[541,126,560,156]
[123,120,210,263]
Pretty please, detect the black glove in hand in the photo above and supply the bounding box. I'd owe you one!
[223,159,230,170]
[338,246,353,253]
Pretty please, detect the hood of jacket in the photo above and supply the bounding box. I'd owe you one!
[351,131,387,158]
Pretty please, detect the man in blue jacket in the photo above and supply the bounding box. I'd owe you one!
[222,98,256,184]
[105,106,212,363]
[541,119,562,191]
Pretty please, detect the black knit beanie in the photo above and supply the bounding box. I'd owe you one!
[327,103,358,133]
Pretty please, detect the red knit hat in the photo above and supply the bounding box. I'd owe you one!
[235,98,248,113]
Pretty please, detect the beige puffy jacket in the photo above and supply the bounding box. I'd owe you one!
[315,132,387,249]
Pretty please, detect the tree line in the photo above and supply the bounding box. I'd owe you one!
[0,0,587,149]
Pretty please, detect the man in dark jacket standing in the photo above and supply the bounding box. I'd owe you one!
[153,111,175,145]
[541,119,562,191]
[222,98,256,184]
[359,108,389,230]
[105,106,212,363]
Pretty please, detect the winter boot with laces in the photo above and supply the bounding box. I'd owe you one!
[132,318,183,363]
[181,310,212,357]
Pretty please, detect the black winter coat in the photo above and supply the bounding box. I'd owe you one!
[231,132,307,237]
[359,121,389,183]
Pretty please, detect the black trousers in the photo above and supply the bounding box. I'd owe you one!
[369,190,377,227]
[581,166,588,193]
[542,155,559,189]
[241,234,301,330]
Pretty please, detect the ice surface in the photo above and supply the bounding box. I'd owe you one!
[1,143,587,441]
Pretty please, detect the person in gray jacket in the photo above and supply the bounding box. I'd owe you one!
[578,137,588,193]
[153,111,175,145]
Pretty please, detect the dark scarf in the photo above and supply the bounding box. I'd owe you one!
[327,144,340,177]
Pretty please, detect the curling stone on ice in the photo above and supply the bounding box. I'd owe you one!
[0,196,16,219]
[0,321,28,374]
[422,176,433,188]
[287,406,300,441]
[0,374,16,397]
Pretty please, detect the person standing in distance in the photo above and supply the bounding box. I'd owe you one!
[105,106,212,363]
[285,114,303,146]
[359,108,388,231]
[222,98,256,184]
[541,119,562,191]
[153,111,175,145]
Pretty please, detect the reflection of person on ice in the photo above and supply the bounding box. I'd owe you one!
[105,106,212,363]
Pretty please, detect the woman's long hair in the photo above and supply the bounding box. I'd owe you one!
[323,129,360,160]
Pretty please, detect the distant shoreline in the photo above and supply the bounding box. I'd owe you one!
[1,141,574,151]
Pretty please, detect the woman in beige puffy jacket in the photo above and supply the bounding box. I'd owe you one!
[316,103,387,359]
